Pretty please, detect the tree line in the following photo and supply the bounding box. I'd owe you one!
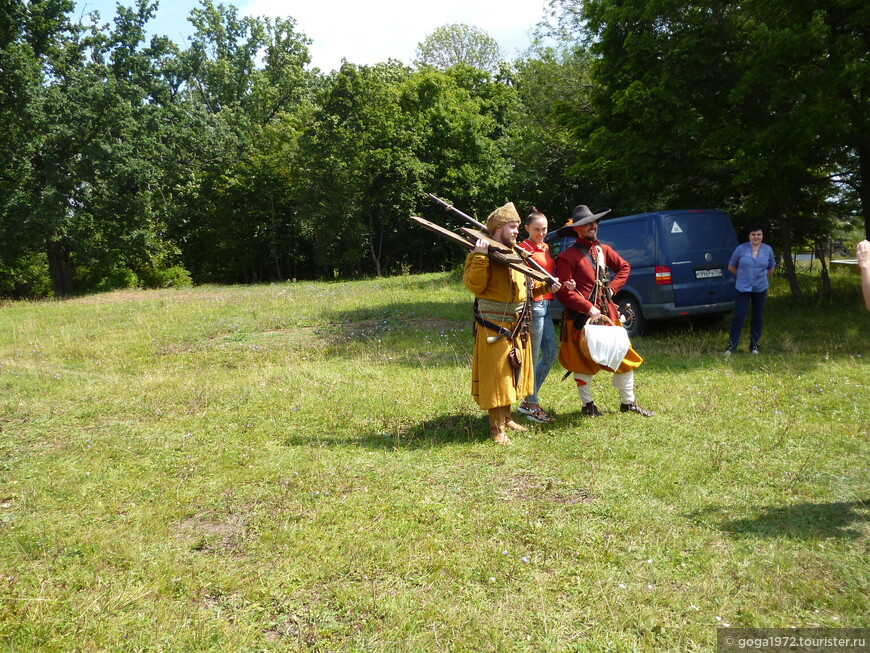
[1,0,865,299]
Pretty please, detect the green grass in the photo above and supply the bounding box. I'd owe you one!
[0,270,867,651]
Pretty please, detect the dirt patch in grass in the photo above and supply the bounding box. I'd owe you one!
[156,342,197,356]
[264,615,319,647]
[174,512,247,553]
[549,488,595,505]
[260,593,368,647]
[501,473,595,504]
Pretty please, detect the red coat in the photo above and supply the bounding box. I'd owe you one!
[554,237,630,323]
[554,237,642,374]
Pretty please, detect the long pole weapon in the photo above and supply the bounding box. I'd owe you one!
[420,195,561,344]
[409,208,551,283]
[427,193,559,285]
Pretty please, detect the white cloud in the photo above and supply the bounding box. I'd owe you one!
[240,0,549,71]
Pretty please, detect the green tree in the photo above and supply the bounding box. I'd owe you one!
[415,23,503,74]
[292,61,519,278]
[557,0,743,213]
[505,42,598,217]
[295,62,426,278]
[725,0,845,295]
[548,0,865,296]
[400,65,515,269]
[0,0,181,297]
[406,65,513,209]
[168,1,314,283]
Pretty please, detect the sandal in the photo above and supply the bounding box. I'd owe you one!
[517,401,534,415]
[525,406,555,423]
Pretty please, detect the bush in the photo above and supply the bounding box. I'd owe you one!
[0,254,53,299]
[139,265,193,289]
[75,266,140,294]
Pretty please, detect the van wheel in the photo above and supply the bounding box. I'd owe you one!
[616,294,646,338]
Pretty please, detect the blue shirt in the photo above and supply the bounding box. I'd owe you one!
[729,242,775,292]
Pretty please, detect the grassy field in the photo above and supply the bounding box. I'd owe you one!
[0,268,867,651]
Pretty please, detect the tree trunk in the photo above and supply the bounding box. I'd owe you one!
[369,238,382,277]
[271,197,283,281]
[46,241,74,298]
[813,242,831,299]
[367,215,383,277]
[776,218,801,299]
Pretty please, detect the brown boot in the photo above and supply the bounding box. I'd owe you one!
[504,405,528,432]
[488,408,512,445]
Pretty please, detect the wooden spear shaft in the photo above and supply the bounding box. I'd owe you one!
[427,193,559,285]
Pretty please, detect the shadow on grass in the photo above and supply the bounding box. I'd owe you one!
[326,299,470,327]
[281,412,496,450]
[690,499,869,539]
[320,298,474,369]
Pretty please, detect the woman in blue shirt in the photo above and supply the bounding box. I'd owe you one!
[725,224,776,355]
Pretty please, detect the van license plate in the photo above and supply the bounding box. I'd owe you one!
[695,268,722,279]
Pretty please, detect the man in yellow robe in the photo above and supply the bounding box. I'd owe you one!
[464,202,562,445]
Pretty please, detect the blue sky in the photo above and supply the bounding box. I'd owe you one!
[73,0,552,72]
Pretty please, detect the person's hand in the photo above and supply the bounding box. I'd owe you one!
[548,280,562,293]
[587,306,602,322]
[473,238,489,254]
[563,278,576,291]
[858,240,870,311]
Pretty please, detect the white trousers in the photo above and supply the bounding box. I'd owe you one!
[574,371,635,405]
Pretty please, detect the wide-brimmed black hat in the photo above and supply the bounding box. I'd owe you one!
[549,205,611,238]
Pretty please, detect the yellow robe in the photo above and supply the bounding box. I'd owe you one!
[464,253,548,410]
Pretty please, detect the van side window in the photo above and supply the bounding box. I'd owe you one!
[599,220,654,268]
[549,235,575,258]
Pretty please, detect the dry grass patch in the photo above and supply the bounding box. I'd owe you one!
[175,512,249,554]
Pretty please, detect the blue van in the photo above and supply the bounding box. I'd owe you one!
[548,209,738,337]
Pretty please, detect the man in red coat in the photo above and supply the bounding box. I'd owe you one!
[554,205,653,417]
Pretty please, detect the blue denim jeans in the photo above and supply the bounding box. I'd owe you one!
[526,299,558,404]
[728,289,767,351]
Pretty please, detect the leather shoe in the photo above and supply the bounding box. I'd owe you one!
[488,408,511,445]
[503,406,527,432]
[581,402,602,417]
[620,401,653,417]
